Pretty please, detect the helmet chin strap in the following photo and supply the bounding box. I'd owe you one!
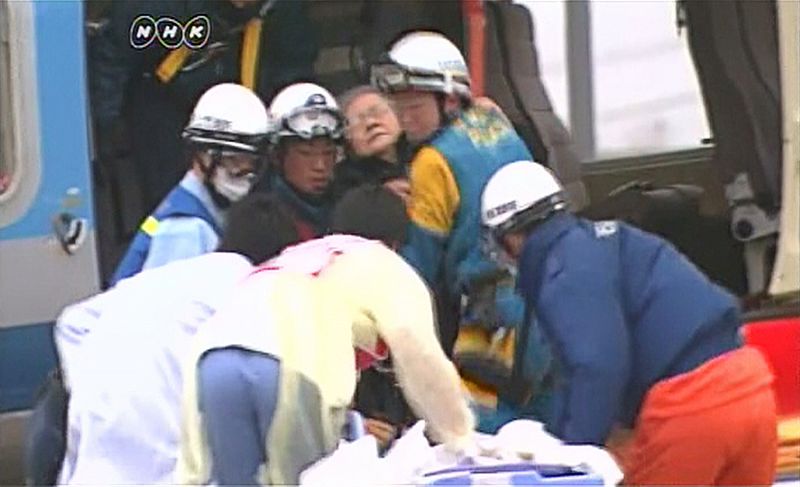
[436,93,459,128]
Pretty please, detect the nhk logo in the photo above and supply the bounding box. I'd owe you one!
[129,15,211,50]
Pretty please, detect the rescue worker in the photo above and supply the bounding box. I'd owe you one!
[371,31,551,431]
[110,83,271,285]
[178,185,475,485]
[90,0,317,213]
[55,193,301,485]
[24,82,271,486]
[259,82,344,239]
[480,161,778,485]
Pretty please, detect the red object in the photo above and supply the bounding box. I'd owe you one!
[355,339,389,370]
[462,0,485,97]
[742,316,800,417]
[623,347,777,485]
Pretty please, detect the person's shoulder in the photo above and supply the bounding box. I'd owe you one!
[545,217,614,270]
[334,240,405,270]
[195,251,252,269]
[409,145,448,171]
[155,215,216,236]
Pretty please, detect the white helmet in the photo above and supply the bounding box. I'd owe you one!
[183,83,272,153]
[268,82,344,143]
[481,161,568,236]
[371,31,471,99]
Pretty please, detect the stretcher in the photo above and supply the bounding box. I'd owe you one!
[421,462,604,486]
[302,418,622,486]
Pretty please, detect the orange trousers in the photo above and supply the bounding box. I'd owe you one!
[619,346,777,486]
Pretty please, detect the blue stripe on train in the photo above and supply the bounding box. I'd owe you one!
[0,323,57,413]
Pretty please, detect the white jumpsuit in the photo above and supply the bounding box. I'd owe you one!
[55,252,253,485]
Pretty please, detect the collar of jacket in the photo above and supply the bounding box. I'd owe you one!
[516,212,577,298]
[346,155,407,180]
[272,175,331,231]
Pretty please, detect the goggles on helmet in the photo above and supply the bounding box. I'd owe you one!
[279,106,344,141]
[370,60,469,95]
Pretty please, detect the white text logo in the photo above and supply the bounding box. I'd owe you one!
[129,15,211,50]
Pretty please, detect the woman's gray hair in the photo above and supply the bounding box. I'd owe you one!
[337,85,390,117]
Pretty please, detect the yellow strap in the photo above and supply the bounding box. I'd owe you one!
[240,18,263,90]
[140,216,160,236]
[155,46,192,83]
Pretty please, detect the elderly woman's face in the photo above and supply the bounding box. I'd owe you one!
[344,93,401,158]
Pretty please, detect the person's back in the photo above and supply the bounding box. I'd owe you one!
[58,253,253,485]
[55,193,301,485]
[483,161,776,484]
[616,220,743,420]
[179,187,473,486]
[521,213,744,435]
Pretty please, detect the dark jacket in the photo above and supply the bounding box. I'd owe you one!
[332,138,412,201]
[516,212,742,445]
[269,175,332,240]
[353,366,415,432]
[332,156,407,200]
[89,0,318,126]
[89,0,318,217]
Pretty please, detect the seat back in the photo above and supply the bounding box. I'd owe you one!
[483,0,588,210]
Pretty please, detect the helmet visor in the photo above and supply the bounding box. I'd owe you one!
[370,62,449,93]
[282,107,344,140]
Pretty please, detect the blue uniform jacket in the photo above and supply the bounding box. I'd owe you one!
[110,172,223,285]
[516,213,741,444]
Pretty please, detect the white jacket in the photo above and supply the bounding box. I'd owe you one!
[178,236,475,485]
[55,252,253,485]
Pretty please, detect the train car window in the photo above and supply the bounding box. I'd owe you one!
[0,0,12,196]
[0,0,41,227]
[590,0,710,159]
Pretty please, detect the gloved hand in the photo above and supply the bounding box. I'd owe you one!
[439,430,481,463]
[364,417,397,450]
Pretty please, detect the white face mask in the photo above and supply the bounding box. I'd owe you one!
[212,169,255,203]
